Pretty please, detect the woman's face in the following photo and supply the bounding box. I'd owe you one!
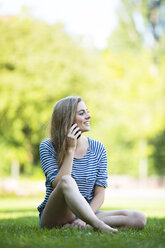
[74,101,91,132]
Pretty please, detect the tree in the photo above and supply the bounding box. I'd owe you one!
[150,129,165,177]
[0,17,96,176]
[98,0,165,177]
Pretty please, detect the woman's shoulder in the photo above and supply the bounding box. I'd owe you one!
[88,137,105,153]
[40,138,55,152]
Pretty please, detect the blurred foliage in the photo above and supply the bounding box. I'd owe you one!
[0,17,96,176]
[0,1,165,178]
[150,129,165,176]
[96,0,165,176]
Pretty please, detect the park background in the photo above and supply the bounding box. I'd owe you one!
[0,1,165,247]
[0,0,165,193]
[0,0,165,223]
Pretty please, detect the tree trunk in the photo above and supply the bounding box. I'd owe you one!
[11,159,20,179]
[139,139,148,185]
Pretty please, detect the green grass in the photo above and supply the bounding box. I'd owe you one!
[0,197,165,248]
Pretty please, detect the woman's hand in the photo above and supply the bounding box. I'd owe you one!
[64,219,87,229]
[67,123,81,152]
[71,219,87,228]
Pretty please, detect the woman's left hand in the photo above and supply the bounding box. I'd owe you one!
[71,219,87,228]
[64,219,87,229]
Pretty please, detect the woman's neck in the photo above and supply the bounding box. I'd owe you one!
[74,136,89,158]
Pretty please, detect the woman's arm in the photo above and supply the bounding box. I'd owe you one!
[89,143,108,213]
[90,185,105,213]
[52,150,74,188]
[52,123,81,188]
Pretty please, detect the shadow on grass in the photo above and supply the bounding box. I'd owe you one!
[0,215,38,226]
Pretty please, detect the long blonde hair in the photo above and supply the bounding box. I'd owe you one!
[50,96,82,167]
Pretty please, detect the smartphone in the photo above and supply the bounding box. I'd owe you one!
[71,123,81,139]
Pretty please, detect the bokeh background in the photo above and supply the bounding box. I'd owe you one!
[0,0,165,199]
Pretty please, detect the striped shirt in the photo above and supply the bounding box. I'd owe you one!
[37,137,108,213]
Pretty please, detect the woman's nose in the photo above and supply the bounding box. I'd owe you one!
[86,113,91,119]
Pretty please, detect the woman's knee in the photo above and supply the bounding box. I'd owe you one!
[60,175,77,193]
[131,211,146,229]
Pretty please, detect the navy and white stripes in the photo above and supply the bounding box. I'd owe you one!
[37,137,108,213]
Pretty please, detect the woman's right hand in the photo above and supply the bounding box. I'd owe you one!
[67,123,81,152]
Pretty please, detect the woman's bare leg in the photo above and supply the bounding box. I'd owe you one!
[41,175,118,232]
[96,210,146,229]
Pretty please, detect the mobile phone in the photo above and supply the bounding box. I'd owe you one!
[71,123,81,139]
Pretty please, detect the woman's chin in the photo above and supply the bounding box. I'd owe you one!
[81,128,90,133]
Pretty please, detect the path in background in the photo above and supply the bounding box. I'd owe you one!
[0,175,165,199]
[106,175,165,200]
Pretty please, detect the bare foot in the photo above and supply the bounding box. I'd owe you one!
[94,220,118,233]
[64,221,118,233]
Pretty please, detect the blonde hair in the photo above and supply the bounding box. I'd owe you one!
[50,96,82,167]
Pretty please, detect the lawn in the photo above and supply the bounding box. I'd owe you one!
[0,196,165,248]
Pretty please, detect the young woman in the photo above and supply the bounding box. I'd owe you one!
[37,96,146,232]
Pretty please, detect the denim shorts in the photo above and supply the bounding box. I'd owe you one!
[39,211,44,229]
[39,209,102,228]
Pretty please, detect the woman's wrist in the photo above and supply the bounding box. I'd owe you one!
[67,147,75,154]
